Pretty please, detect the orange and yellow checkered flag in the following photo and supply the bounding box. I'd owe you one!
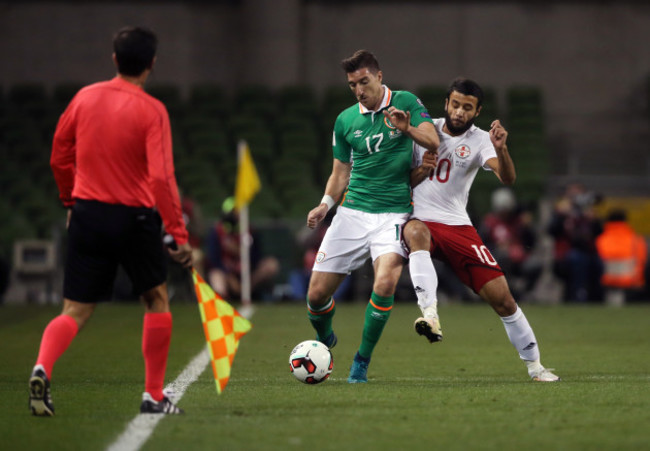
[191,268,252,394]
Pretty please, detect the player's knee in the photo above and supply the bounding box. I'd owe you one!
[487,291,517,316]
[493,296,517,316]
[480,277,517,316]
[403,220,431,252]
[372,279,397,298]
[308,272,348,305]
[306,282,330,306]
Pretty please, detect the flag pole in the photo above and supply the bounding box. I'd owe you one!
[237,141,252,311]
[239,199,252,309]
[234,139,260,318]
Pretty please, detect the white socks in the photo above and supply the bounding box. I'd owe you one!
[409,250,439,317]
[410,250,544,374]
[500,306,540,362]
[525,359,545,377]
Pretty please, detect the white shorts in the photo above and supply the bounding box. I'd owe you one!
[313,206,409,274]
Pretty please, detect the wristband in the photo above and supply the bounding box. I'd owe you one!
[320,194,336,211]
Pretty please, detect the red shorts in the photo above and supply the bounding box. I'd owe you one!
[415,221,504,294]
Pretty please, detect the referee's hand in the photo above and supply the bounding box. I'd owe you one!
[168,242,193,268]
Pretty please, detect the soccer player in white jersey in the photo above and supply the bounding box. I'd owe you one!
[306,50,439,383]
[404,77,560,382]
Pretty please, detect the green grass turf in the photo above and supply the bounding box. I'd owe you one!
[1,301,649,450]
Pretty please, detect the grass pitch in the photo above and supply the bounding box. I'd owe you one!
[1,301,649,450]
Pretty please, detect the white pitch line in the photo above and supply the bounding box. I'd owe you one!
[106,348,210,451]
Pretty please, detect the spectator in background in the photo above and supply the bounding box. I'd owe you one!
[547,183,603,302]
[595,209,647,306]
[479,187,542,300]
[205,197,279,301]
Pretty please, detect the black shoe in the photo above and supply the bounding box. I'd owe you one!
[414,317,443,343]
[140,392,184,414]
[29,367,54,416]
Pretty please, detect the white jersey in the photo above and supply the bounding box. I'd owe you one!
[412,118,497,225]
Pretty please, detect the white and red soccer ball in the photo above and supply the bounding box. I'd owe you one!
[289,340,333,384]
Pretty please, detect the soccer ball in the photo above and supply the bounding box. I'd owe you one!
[289,340,333,384]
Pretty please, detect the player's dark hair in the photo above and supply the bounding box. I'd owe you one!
[447,77,484,107]
[113,26,157,76]
[341,50,380,74]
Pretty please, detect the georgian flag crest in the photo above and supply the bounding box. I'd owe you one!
[455,144,471,159]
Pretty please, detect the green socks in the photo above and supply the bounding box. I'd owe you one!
[358,292,394,359]
[308,292,394,359]
[307,297,336,342]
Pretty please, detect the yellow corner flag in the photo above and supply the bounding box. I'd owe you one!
[234,140,261,210]
[191,268,252,394]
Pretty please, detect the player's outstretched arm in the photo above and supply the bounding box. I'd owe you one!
[307,159,351,229]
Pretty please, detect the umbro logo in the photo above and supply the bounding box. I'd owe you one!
[523,342,537,351]
[414,286,425,293]
[354,130,363,138]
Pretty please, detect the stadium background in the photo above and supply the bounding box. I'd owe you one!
[1,0,649,303]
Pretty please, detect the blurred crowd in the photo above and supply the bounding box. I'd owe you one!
[2,184,648,306]
[546,183,647,305]
[184,183,648,306]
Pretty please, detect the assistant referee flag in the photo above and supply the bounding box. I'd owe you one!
[191,268,252,394]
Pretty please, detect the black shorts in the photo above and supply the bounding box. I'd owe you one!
[64,199,167,302]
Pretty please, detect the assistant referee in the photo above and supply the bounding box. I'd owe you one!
[29,26,192,416]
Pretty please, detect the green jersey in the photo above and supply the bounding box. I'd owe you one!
[332,87,432,214]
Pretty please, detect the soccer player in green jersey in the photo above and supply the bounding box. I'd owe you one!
[306,50,439,383]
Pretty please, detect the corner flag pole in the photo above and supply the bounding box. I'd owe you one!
[239,192,252,309]
[234,140,261,312]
